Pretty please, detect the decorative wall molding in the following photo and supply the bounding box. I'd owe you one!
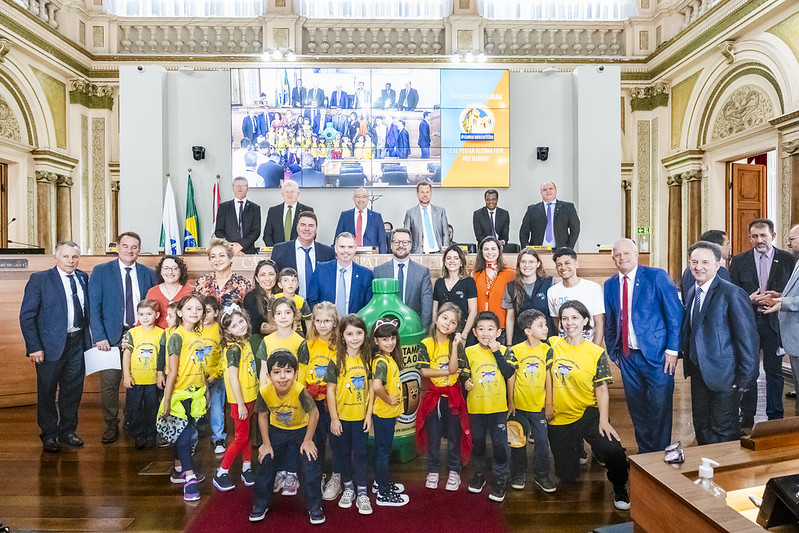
[710,84,773,141]
[682,169,702,181]
[784,140,799,155]
[118,21,264,54]
[636,120,651,229]
[91,116,106,253]
[0,93,22,142]
[31,148,79,175]
[69,78,116,110]
[718,39,735,64]
[666,173,683,187]
[0,36,11,62]
[483,21,626,57]
[630,82,669,112]
[304,20,445,56]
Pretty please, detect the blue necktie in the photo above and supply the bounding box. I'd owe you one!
[124,267,134,327]
[336,268,348,316]
[423,207,437,251]
[68,274,84,329]
[397,263,405,302]
[302,246,313,296]
[545,203,555,244]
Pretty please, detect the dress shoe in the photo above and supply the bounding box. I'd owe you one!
[61,433,84,447]
[42,438,59,453]
[101,424,119,444]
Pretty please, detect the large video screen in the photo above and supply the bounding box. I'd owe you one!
[230,68,509,188]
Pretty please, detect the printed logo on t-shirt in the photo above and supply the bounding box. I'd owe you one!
[248,358,257,377]
[192,347,206,363]
[276,409,293,425]
[523,361,539,376]
[554,358,581,386]
[138,347,154,366]
[313,364,328,378]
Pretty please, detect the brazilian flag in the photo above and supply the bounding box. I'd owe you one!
[184,173,199,248]
[282,69,291,106]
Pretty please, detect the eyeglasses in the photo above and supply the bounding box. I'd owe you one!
[161,266,180,272]
[392,240,411,246]
[314,319,334,325]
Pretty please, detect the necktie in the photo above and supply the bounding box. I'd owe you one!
[423,207,437,252]
[125,267,134,327]
[251,116,256,135]
[355,210,364,247]
[690,287,703,364]
[302,246,313,295]
[284,204,293,242]
[237,201,244,238]
[758,253,769,293]
[336,268,348,316]
[397,263,405,302]
[545,203,555,244]
[490,210,497,239]
[621,275,629,357]
[68,274,84,329]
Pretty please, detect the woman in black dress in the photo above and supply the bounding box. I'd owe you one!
[242,259,279,357]
[433,244,477,335]
[502,248,555,346]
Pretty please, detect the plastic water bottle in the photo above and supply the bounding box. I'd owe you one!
[694,458,727,498]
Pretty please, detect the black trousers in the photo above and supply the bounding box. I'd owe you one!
[691,368,740,445]
[36,332,85,442]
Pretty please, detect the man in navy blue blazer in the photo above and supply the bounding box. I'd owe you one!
[680,229,731,302]
[89,232,156,443]
[682,241,759,444]
[604,238,682,453]
[270,211,335,298]
[20,241,91,452]
[308,232,373,315]
[334,188,387,254]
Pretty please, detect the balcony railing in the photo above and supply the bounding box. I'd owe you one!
[117,20,262,54]
[303,21,446,56]
[484,21,626,57]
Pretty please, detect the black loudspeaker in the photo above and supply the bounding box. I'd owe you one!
[537,147,549,161]
[192,146,206,161]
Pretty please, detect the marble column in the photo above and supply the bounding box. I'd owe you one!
[667,173,684,280]
[111,180,120,241]
[622,179,632,239]
[684,169,702,245]
[784,140,799,226]
[56,174,73,242]
[35,171,57,253]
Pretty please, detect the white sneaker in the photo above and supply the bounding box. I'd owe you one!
[282,472,299,496]
[425,472,439,489]
[338,488,355,509]
[274,470,287,493]
[323,473,342,501]
[375,489,409,507]
[445,471,461,491]
[372,480,405,494]
[356,493,373,515]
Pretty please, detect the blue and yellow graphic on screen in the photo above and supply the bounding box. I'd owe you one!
[184,174,199,248]
[440,69,510,187]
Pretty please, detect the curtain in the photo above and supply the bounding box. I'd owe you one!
[294,0,452,19]
[478,0,638,20]
[103,0,266,17]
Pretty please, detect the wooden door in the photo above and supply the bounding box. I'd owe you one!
[729,162,766,255]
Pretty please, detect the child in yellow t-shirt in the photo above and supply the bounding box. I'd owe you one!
[275,268,312,334]
[200,296,226,454]
[156,301,178,386]
[508,309,555,494]
[122,299,164,449]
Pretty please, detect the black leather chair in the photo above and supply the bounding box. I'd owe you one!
[382,170,408,186]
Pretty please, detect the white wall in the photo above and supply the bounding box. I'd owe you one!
[120,67,621,254]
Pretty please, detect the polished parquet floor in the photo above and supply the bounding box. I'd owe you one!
[0,362,791,533]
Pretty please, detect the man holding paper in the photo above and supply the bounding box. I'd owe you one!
[20,241,91,453]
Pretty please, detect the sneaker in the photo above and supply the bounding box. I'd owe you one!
[425,473,439,489]
[372,480,406,494]
[213,472,235,491]
[241,469,255,487]
[274,471,287,493]
[613,486,631,510]
[309,507,326,525]
[579,448,589,465]
[376,489,410,507]
[170,468,186,484]
[445,471,461,491]
[534,475,557,493]
[323,473,342,501]
[338,488,355,509]
[488,483,507,502]
[593,453,606,468]
[468,474,486,493]
[213,439,226,454]
[282,472,299,496]
[183,479,200,502]
[510,475,525,490]
[249,503,268,522]
[356,493,373,515]
[157,434,171,448]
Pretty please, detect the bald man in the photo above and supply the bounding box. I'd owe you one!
[519,182,580,249]
[262,180,314,246]
[334,188,387,253]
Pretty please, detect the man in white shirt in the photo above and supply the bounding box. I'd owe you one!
[270,211,335,297]
[262,180,314,246]
[519,182,581,249]
[307,232,374,314]
[214,177,262,254]
[402,181,450,255]
[373,228,433,326]
[547,247,604,345]
[373,117,388,159]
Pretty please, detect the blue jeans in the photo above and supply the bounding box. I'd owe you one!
[253,425,322,512]
[470,412,510,485]
[373,415,396,492]
[426,398,461,474]
[334,419,368,488]
[127,383,159,440]
[314,400,337,475]
[207,379,227,442]
[510,409,551,478]
[174,399,199,472]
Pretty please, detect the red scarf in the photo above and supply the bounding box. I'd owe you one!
[415,383,472,464]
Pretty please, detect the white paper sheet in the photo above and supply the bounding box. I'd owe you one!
[84,346,121,376]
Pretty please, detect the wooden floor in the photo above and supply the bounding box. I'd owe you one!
[0,362,792,533]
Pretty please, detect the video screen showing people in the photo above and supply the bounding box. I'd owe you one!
[230,68,442,188]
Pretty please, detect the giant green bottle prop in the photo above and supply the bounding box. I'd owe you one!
[358,277,426,462]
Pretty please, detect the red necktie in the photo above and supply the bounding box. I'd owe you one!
[356,210,363,247]
[621,275,630,357]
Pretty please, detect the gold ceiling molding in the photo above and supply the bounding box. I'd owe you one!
[629,82,670,112]
[69,78,116,110]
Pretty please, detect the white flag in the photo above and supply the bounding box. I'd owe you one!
[161,176,181,255]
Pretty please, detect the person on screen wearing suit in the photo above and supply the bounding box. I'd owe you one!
[603,238,683,453]
[256,110,271,136]
[89,231,157,444]
[519,182,581,249]
[380,83,396,109]
[396,120,411,159]
[20,241,91,453]
[307,82,325,108]
[214,177,262,255]
[291,78,306,108]
[680,229,731,302]
[682,241,759,445]
[330,85,349,109]
[293,152,326,188]
[385,116,399,158]
[418,111,432,159]
[270,211,335,298]
[398,81,419,111]
[307,233,374,315]
[242,109,260,145]
[473,189,510,248]
[373,228,434,327]
[334,187,388,253]
[729,218,797,427]
[403,181,450,255]
[354,81,371,109]
[256,153,284,189]
[262,180,314,246]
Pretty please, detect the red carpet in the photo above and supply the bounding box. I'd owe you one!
[185,479,509,533]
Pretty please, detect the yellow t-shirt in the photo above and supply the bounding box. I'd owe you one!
[418,337,458,388]
[256,331,305,362]
[274,293,312,334]
[324,355,369,422]
[298,338,336,401]
[224,342,259,403]
[461,344,511,415]
[371,354,403,419]
[167,326,207,391]
[511,341,551,412]
[261,380,313,430]
[126,325,164,385]
[200,322,223,379]
[547,336,612,426]
[159,326,176,376]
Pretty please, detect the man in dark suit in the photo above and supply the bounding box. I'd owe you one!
[473,189,510,247]
[291,78,306,108]
[256,154,284,189]
[729,218,797,426]
[308,232,374,315]
[373,228,433,327]
[20,241,91,452]
[396,120,411,159]
[270,211,335,298]
[682,241,759,445]
[379,83,396,109]
[330,85,349,109]
[334,187,387,253]
[293,152,326,188]
[310,101,329,135]
[214,177,262,254]
[519,182,580,249]
[88,231,157,443]
[241,109,260,144]
[255,110,271,137]
[262,180,314,246]
[604,238,682,453]
[418,111,432,159]
[680,229,731,302]
[306,83,326,108]
[385,116,399,157]
[398,81,419,111]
